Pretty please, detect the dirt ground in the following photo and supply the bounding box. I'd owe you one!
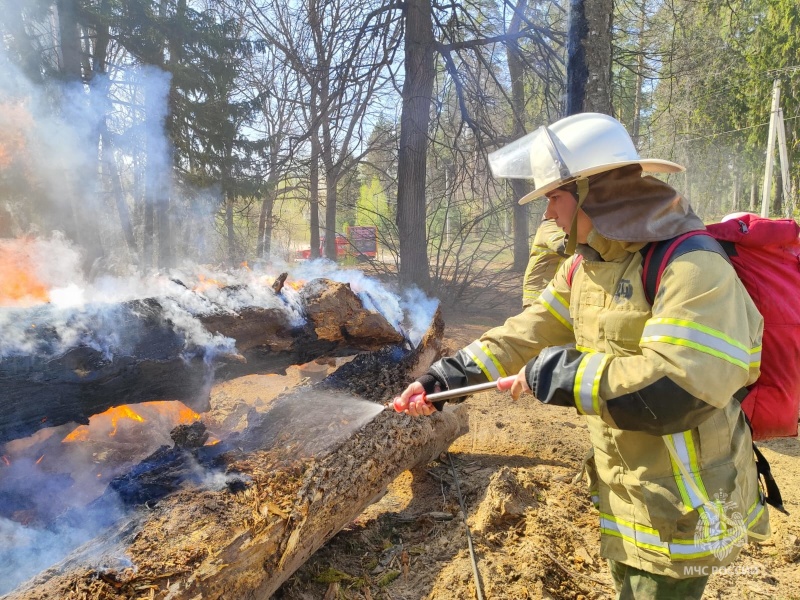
[271,282,800,600]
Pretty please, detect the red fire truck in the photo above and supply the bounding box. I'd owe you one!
[296,226,377,261]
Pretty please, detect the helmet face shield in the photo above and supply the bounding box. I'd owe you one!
[487,113,685,205]
[488,126,568,188]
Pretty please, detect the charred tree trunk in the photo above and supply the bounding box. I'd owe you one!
[565,0,613,116]
[0,279,406,444]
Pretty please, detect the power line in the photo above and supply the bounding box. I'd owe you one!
[648,114,800,149]
[651,64,800,107]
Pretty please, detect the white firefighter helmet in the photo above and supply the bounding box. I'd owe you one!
[487,113,685,205]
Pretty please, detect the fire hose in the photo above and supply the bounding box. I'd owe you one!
[392,375,517,412]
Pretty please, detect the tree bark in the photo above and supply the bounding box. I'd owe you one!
[0,0,44,82]
[565,0,613,116]
[310,126,322,259]
[7,406,468,600]
[257,173,278,259]
[507,0,532,272]
[56,0,82,81]
[225,186,236,267]
[101,129,138,258]
[631,1,646,146]
[396,0,435,290]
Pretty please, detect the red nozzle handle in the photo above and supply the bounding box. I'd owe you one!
[393,391,428,412]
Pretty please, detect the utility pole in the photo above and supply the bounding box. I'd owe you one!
[761,79,793,217]
[776,105,793,217]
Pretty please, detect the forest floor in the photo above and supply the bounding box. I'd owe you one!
[269,274,800,600]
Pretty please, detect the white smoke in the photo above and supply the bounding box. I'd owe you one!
[400,286,440,347]
[1,236,438,359]
[0,468,127,596]
[292,258,438,345]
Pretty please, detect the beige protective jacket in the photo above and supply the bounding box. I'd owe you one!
[522,219,566,308]
[450,230,770,578]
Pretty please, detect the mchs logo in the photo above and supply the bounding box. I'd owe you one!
[695,489,746,561]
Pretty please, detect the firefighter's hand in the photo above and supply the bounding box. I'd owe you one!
[393,381,436,416]
[510,366,532,401]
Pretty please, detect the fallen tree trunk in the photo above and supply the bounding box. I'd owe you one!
[0,279,403,444]
[5,309,461,599]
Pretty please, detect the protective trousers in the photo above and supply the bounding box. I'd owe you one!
[608,560,708,600]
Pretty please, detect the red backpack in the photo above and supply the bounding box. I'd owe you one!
[568,214,800,441]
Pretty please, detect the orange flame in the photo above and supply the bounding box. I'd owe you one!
[63,427,89,443]
[63,401,202,443]
[0,239,50,306]
[193,274,224,293]
[108,405,145,436]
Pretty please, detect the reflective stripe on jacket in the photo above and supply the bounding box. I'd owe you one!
[443,230,769,577]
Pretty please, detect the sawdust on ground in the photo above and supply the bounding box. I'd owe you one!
[273,275,800,600]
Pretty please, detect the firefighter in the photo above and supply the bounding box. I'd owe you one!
[522,215,566,308]
[394,113,770,599]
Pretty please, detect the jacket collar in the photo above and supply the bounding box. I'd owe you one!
[579,229,647,262]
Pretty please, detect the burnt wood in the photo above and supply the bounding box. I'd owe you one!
[0,279,403,444]
[4,308,460,600]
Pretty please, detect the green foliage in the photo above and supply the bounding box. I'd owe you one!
[356,176,388,228]
[376,570,401,587]
[642,0,800,218]
[312,567,354,584]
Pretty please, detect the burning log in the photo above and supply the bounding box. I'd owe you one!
[0,278,404,444]
[4,308,464,600]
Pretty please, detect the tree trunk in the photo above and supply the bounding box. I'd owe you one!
[631,2,646,146]
[565,0,613,116]
[225,187,236,267]
[142,71,170,273]
[396,0,435,290]
[0,0,44,82]
[56,0,106,270]
[506,0,531,272]
[257,173,278,260]
[310,127,322,259]
[324,176,339,259]
[156,0,187,272]
[8,405,468,600]
[101,129,138,258]
[56,0,82,80]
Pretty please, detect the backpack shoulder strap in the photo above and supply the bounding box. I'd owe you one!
[566,254,583,288]
[640,231,730,304]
